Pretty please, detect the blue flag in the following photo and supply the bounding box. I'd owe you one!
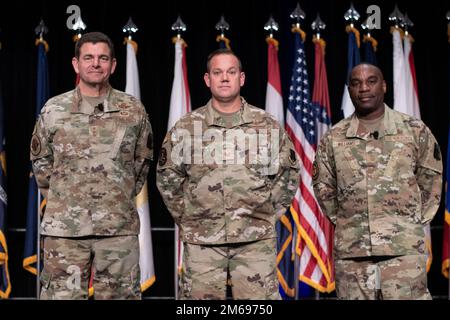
[276,214,295,299]
[0,81,11,299]
[347,31,361,74]
[363,37,377,65]
[23,41,49,275]
[341,28,361,118]
[216,35,231,49]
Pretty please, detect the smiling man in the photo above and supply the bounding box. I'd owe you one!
[312,63,443,299]
[157,49,300,300]
[31,32,153,300]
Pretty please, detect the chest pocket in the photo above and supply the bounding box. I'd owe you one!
[332,140,364,187]
[333,140,365,177]
[52,115,89,162]
[109,125,128,160]
[98,111,138,161]
[383,136,416,179]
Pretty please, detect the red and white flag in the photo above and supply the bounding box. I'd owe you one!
[393,28,432,271]
[265,37,284,125]
[168,38,191,298]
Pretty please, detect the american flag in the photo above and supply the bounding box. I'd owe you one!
[285,30,334,293]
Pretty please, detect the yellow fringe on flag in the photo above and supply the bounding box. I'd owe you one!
[0,152,6,177]
[123,38,138,54]
[404,33,415,44]
[171,37,188,47]
[447,24,450,43]
[216,35,231,49]
[390,26,405,39]
[265,37,279,49]
[345,25,360,48]
[72,34,82,43]
[362,35,378,52]
[312,35,326,54]
[291,26,306,42]
[35,38,49,52]
[0,231,11,298]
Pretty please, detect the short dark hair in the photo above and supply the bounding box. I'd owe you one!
[206,48,242,72]
[74,32,115,59]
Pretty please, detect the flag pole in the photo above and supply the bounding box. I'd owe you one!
[342,3,361,118]
[215,15,231,49]
[361,12,378,65]
[123,16,157,295]
[311,14,327,301]
[34,19,49,299]
[264,15,284,125]
[170,15,188,299]
[36,191,41,299]
[35,19,48,300]
[289,2,306,300]
[446,9,450,301]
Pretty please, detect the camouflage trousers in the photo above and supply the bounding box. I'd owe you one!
[335,255,431,300]
[179,238,280,300]
[40,235,141,300]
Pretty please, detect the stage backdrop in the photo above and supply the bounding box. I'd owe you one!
[0,0,448,298]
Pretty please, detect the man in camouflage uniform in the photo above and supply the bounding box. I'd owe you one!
[31,32,152,299]
[312,63,442,299]
[157,49,299,299]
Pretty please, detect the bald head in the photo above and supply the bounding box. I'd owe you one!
[347,63,386,119]
[348,63,383,83]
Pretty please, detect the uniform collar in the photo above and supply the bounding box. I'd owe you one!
[70,85,121,114]
[346,104,398,139]
[205,97,254,127]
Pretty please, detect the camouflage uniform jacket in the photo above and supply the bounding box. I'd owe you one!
[31,86,153,237]
[313,105,442,259]
[157,98,300,245]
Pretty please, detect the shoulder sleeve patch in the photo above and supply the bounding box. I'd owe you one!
[312,161,319,181]
[289,149,297,165]
[434,143,441,161]
[31,134,42,157]
[158,147,167,167]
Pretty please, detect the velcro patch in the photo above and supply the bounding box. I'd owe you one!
[312,161,319,181]
[289,149,297,165]
[434,143,441,161]
[384,136,413,143]
[159,147,167,166]
[31,134,42,157]
[333,140,359,147]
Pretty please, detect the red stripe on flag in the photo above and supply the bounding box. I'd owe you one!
[267,42,282,95]
[408,50,419,99]
[181,45,191,114]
